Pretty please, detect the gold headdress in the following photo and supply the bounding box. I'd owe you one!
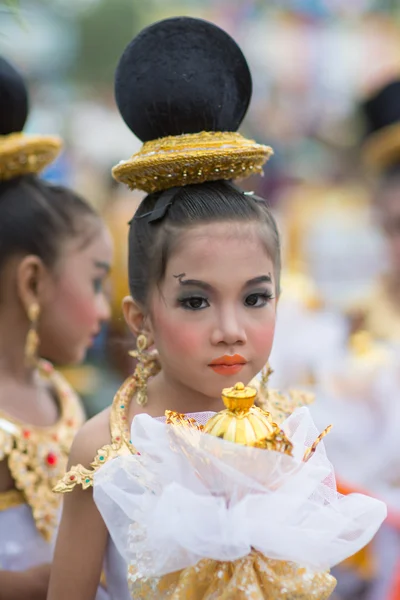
[112,17,273,194]
[0,133,62,182]
[113,131,272,194]
[0,56,62,182]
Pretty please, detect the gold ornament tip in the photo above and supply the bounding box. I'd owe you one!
[303,424,333,463]
[221,381,257,411]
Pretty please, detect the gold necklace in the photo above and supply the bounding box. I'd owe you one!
[0,360,84,540]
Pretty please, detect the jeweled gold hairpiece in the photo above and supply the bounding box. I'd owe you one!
[112,131,273,193]
[0,132,62,181]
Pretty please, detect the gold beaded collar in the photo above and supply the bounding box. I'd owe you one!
[0,361,84,540]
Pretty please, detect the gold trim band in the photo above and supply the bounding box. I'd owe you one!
[112,131,273,193]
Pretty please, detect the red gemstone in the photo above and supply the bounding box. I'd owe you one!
[22,430,31,439]
[115,436,120,442]
[46,452,58,467]
[69,475,75,481]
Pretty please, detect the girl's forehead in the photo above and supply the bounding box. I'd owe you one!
[166,224,274,278]
[171,221,267,256]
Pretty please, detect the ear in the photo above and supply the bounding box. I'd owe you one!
[122,296,154,345]
[16,255,51,314]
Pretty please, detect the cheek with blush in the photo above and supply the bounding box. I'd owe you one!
[248,319,276,357]
[53,279,98,332]
[152,310,205,358]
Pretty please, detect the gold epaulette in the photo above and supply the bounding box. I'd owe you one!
[54,374,138,493]
[54,442,130,492]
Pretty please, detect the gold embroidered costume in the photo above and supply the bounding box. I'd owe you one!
[0,361,84,541]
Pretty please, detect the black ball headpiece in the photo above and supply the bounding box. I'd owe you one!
[0,56,62,181]
[112,17,273,193]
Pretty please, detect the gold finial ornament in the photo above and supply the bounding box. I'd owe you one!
[112,131,273,193]
[0,133,62,181]
[129,334,161,406]
[204,382,293,455]
[24,302,40,367]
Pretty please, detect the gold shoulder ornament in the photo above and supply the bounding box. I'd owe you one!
[251,364,315,425]
[54,374,138,494]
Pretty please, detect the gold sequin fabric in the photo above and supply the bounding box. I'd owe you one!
[0,133,62,181]
[129,551,336,599]
[0,362,84,540]
[112,131,273,193]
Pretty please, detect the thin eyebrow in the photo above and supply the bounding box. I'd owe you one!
[94,260,111,273]
[176,278,214,292]
[244,275,272,287]
[174,274,273,293]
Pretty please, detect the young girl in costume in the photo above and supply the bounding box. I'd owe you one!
[0,57,112,599]
[49,18,385,600]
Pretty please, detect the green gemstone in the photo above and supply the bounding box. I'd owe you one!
[99,456,104,461]
[85,478,90,483]
[120,405,125,409]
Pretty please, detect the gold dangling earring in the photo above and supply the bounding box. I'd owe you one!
[25,303,40,367]
[129,333,160,407]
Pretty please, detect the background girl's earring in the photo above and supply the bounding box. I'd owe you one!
[25,303,40,367]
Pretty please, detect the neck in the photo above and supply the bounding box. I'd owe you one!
[0,312,36,385]
[147,371,223,416]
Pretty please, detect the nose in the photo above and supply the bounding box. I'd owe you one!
[96,292,111,324]
[210,306,247,347]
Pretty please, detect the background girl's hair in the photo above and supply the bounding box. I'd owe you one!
[0,176,99,276]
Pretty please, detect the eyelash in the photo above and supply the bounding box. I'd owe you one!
[178,292,274,311]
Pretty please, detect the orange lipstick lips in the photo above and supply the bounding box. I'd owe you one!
[209,354,247,376]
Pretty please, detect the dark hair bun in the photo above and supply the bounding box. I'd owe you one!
[362,80,400,138]
[115,16,252,142]
[0,57,29,136]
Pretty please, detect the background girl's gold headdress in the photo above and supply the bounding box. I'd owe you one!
[0,56,62,182]
[0,133,62,181]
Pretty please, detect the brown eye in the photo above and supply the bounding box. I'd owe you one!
[245,292,273,307]
[179,296,209,310]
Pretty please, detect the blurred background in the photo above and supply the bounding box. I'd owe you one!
[2,2,400,599]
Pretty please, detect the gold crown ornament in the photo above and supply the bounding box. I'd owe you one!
[0,132,62,181]
[112,131,273,193]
